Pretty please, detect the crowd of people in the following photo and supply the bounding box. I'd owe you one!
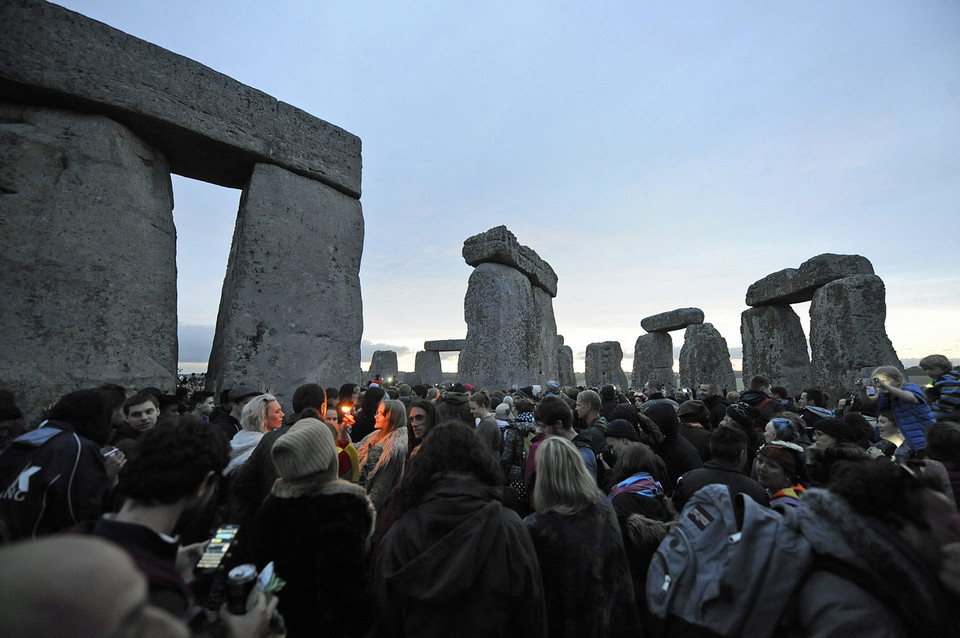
[1,356,959,636]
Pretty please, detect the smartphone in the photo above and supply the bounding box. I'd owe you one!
[196,524,240,570]
[100,446,119,457]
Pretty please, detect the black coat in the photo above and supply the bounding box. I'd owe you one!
[248,479,375,638]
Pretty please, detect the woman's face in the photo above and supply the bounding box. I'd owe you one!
[756,455,792,492]
[877,414,899,438]
[410,406,428,439]
[265,401,284,431]
[763,422,777,443]
[812,430,837,449]
[374,402,388,430]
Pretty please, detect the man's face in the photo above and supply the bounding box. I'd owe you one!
[126,401,158,433]
[410,407,429,439]
[697,385,714,399]
[575,399,590,419]
[797,392,809,408]
[324,408,339,429]
[198,396,216,416]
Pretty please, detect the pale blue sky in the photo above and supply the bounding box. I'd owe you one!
[56,1,960,374]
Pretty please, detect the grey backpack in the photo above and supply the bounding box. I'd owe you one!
[645,484,813,637]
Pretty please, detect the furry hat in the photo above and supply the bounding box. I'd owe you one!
[605,418,640,442]
[271,419,338,483]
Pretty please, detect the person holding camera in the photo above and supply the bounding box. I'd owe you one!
[856,366,935,455]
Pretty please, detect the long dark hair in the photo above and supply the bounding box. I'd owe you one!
[395,421,503,512]
[605,443,670,491]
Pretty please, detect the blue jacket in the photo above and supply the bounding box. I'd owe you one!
[878,383,934,452]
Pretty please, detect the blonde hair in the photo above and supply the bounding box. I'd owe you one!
[240,394,277,432]
[533,437,602,516]
[871,366,904,386]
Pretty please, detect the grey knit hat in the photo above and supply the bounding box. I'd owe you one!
[271,418,338,483]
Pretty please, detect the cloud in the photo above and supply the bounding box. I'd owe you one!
[360,340,415,361]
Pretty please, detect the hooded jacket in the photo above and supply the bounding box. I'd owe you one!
[786,488,960,637]
[249,479,375,638]
[372,473,546,638]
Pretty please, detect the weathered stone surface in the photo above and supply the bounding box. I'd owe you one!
[0,104,176,425]
[0,0,361,197]
[458,263,559,389]
[679,324,737,394]
[414,351,442,385]
[368,351,398,381]
[208,163,363,405]
[746,254,874,306]
[398,371,421,386]
[809,275,901,401]
[557,338,576,387]
[640,308,704,333]
[740,305,810,394]
[632,333,675,390]
[462,226,558,296]
[424,339,466,352]
[585,342,629,389]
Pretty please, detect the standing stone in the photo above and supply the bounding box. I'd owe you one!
[809,274,902,401]
[415,351,442,386]
[632,333,675,390]
[458,262,558,390]
[368,350,398,382]
[585,342,629,389]
[557,335,576,387]
[0,104,176,426]
[208,163,363,405]
[679,324,737,395]
[740,305,810,394]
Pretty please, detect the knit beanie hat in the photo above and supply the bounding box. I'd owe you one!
[605,419,639,442]
[758,441,809,483]
[495,403,513,420]
[814,418,860,444]
[271,418,338,483]
[726,402,761,430]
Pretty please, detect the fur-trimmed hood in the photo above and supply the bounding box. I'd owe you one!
[270,476,376,538]
[797,488,957,635]
[624,512,675,549]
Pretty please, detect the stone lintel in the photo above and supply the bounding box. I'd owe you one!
[424,339,466,352]
[0,0,361,197]
[640,307,704,333]
[746,254,875,306]
[462,226,558,296]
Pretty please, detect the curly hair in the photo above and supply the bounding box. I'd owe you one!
[118,415,229,505]
[396,421,502,512]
